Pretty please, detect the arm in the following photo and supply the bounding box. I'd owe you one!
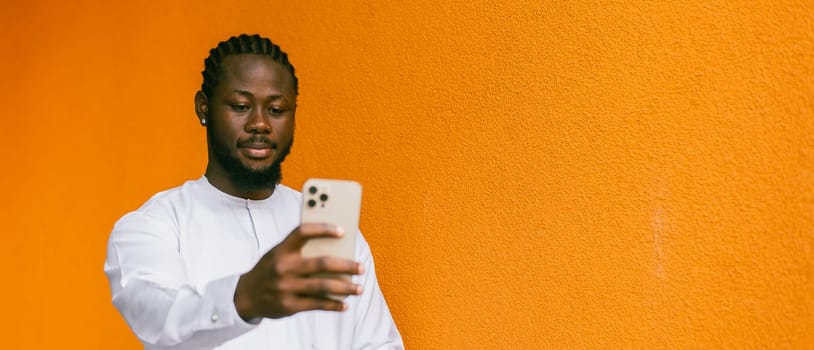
[105,210,364,348]
[104,211,256,349]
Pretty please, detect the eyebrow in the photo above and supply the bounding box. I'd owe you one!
[232,89,286,100]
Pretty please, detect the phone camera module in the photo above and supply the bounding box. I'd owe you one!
[308,186,318,194]
[307,199,317,208]
[320,194,329,201]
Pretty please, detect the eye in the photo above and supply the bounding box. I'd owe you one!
[231,104,250,112]
[268,107,283,116]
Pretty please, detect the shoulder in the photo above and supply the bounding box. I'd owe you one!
[273,183,302,203]
[133,180,200,214]
[112,179,204,234]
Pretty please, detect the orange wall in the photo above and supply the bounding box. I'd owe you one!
[2,1,813,348]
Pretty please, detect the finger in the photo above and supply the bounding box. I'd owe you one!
[280,277,363,297]
[284,295,348,314]
[295,256,363,276]
[283,223,344,250]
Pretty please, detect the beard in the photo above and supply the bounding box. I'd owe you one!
[207,127,293,192]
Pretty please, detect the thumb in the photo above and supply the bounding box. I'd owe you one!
[282,223,344,251]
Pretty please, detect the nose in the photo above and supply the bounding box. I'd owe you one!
[245,107,271,134]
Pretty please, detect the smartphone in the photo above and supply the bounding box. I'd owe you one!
[300,178,362,286]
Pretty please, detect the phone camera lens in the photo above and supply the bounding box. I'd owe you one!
[308,186,317,194]
[320,194,329,201]
[307,199,317,208]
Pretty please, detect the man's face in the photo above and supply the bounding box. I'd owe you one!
[200,54,297,189]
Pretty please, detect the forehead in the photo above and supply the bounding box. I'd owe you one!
[216,54,295,95]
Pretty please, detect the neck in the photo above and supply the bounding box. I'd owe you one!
[205,164,275,200]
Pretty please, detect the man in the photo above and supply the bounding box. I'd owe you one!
[104,34,403,349]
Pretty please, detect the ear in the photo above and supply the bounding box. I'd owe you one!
[194,91,208,127]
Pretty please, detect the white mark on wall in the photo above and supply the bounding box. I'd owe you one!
[651,208,665,280]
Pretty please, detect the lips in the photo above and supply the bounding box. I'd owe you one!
[239,139,276,159]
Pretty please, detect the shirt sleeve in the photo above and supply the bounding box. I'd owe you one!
[351,232,405,349]
[104,209,257,349]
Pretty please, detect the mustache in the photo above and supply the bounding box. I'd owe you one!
[238,136,276,148]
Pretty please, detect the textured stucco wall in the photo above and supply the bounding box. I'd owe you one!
[1,1,812,348]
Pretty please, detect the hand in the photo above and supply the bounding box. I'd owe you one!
[233,223,364,320]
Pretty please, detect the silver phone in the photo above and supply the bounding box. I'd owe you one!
[300,178,362,286]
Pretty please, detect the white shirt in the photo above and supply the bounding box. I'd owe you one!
[104,177,403,349]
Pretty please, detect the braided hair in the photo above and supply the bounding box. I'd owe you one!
[201,34,298,98]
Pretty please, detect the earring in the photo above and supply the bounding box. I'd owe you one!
[201,118,207,125]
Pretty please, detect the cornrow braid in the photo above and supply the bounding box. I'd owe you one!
[201,34,298,98]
